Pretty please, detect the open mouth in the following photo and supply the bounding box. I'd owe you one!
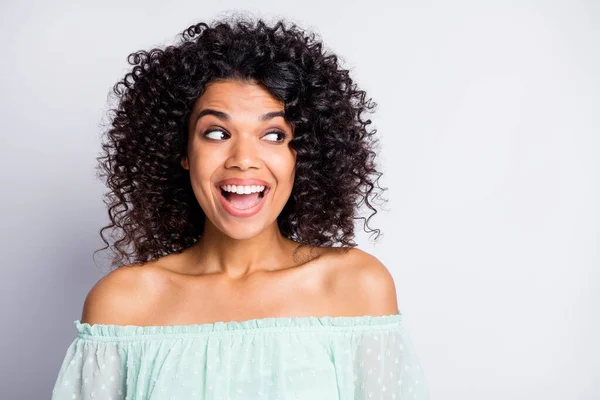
[219,186,267,210]
[216,183,272,213]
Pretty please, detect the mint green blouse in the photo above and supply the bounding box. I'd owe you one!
[51,311,429,399]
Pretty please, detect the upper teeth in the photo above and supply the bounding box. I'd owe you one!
[220,185,266,194]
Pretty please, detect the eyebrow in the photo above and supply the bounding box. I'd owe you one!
[194,109,286,125]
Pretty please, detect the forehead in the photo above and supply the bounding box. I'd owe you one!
[194,80,284,113]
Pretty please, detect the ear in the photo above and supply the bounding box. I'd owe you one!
[181,156,189,170]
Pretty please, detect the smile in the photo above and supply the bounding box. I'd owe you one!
[216,184,271,218]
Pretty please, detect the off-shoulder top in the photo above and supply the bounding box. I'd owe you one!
[50,310,429,399]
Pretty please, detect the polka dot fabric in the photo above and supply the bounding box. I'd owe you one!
[51,311,429,399]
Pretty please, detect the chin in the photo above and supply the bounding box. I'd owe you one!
[217,221,267,240]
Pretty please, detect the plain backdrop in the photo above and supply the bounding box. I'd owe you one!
[1,1,598,399]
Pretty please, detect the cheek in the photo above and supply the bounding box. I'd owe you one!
[187,149,222,187]
[269,152,296,186]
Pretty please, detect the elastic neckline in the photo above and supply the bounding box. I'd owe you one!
[74,310,403,340]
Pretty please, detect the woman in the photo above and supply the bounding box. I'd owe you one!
[51,16,429,399]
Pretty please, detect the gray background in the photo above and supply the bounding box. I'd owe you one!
[1,1,598,399]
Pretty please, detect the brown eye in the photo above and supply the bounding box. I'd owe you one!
[263,131,287,142]
[202,128,229,140]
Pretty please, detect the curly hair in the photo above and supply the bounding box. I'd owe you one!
[94,15,388,270]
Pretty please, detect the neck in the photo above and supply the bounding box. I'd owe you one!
[187,220,298,280]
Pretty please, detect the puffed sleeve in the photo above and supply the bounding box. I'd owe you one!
[51,336,126,400]
[352,321,430,399]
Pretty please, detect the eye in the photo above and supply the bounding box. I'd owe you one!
[202,128,229,141]
[263,131,287,142]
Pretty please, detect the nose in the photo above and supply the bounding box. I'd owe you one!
[224,134,261,171]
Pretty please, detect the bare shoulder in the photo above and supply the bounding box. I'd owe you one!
[80,263,170,325]
[324,247,399,316]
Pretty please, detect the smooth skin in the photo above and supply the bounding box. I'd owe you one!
[81,79,399,326]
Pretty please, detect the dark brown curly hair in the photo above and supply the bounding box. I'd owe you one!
[94,15,388,270]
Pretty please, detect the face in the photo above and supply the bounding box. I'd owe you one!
[181,79,296,240]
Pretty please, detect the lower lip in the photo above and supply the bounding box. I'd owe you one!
[216,186,270,218]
